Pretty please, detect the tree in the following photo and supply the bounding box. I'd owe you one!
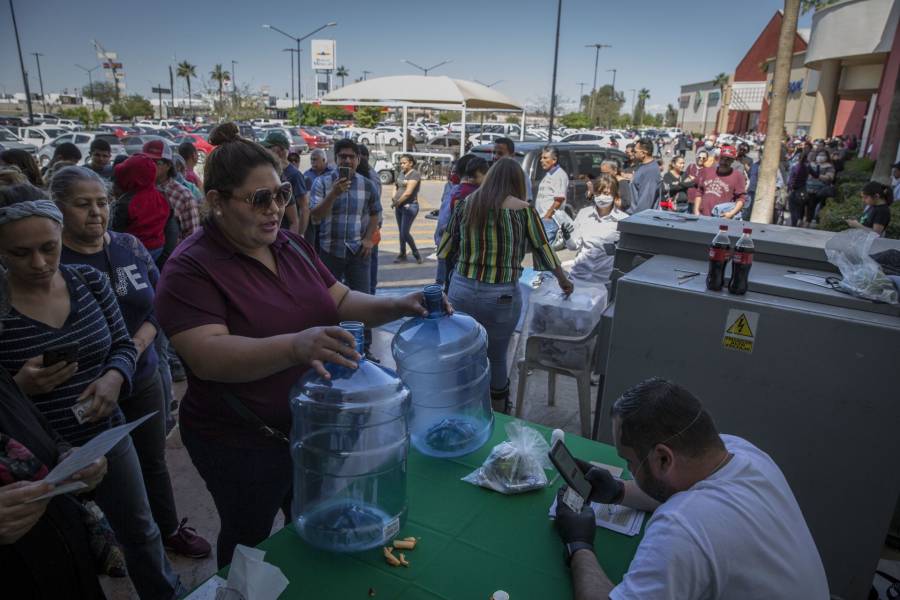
[177,61,197,117]
[111,95,154,120]
[354,106,383,128]
[438,111,462,125]
[634,88,651,126]
[209,64,231,105]
[560,112,592,129]
[336,66,349,88]
[82,81,117,110]
[582,84,626,128]
[292,104,352,126]
[751,0,801,223]
[60,106,108,129]
[712,72,729,133]
[665,104,678,127]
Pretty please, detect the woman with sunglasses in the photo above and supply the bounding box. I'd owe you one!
[154,122,444,568]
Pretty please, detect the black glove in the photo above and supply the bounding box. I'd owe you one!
[555,487,596,565]
[575,458,624,505]
[560,222,574,241]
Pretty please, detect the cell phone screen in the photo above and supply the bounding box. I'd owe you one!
[339,166,351,180]
[549,440,593,500]
[43,342,79,367]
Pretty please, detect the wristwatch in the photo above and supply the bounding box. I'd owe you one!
[564,542,594,566]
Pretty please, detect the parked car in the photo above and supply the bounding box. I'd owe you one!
[468,132,506,146]
[420,134,462,157]
[172,133,215,158]
[37,131,125,166]
[0,127,38,156]
[295,127,330,149]
[470,142,626,215]
[120,135,177,156]
[13,126,71,148]
[0,115,26,127]
[358,127,403,145]
[559,131,622,149]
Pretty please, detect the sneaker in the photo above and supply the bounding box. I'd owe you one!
[414,254,423,264]
[164,518,211,559]
[393,254,408,263]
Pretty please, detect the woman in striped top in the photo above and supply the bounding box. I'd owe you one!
[0,186,182,599]
[438,158,573,413]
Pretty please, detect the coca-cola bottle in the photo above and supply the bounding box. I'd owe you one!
[728,228,754,295]
[706,225,730,291]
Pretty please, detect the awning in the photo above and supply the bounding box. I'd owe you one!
[320,75,522,111]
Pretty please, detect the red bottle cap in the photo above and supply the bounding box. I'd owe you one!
[742,228,752,234]
[719,225,728,231]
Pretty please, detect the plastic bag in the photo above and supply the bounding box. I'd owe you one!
[824,230,899,304]
[462,421,552,494]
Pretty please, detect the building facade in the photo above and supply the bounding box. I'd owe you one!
[758,50,817,137]
[678,81,721,135]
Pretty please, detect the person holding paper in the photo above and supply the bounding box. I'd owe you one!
[553,378,828,599]
[0,186,182,599]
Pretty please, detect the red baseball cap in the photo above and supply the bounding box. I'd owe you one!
[719,145,737,159]
[142,139,173,162]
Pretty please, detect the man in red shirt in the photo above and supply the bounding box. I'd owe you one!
[694,145,746,219]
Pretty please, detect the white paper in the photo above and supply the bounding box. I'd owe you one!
[549,497,645,537]
[227,544,289,600]
[45,412,156,484]
[25,481,88,503]
[183,575,227,600]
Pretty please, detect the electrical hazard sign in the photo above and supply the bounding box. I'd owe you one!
[722,309,759,354]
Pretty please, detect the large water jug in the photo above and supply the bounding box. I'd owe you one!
[290,322,411,553]
[391,284,493,457]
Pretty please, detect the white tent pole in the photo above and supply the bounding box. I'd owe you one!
[520,109,526,141]
[402,105,408,153]
[460,102,466,156]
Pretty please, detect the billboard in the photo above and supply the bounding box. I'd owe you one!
[311,39,336,71]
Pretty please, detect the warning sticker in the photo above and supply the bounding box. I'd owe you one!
[722,309,759,354]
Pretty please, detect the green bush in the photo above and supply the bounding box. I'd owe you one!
[818,194,900,239]
[836,170,871,184]
[843,157,875,173]
[836,182,865,203]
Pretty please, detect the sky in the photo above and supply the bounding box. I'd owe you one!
[1,0,812,116]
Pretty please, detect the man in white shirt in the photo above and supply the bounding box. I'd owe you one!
[534,146,569,243]
[554,377,829,600]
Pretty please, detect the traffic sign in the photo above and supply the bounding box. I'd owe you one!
[152,87,171,94]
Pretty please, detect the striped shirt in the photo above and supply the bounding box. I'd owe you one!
[310,171,381,259]
[437,196,561,284]
[0,264,137,445]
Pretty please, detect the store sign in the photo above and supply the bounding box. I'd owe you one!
[788,80,804,94]
[311,39,336,71]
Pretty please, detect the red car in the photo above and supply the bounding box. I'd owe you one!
[295,127,330,149]
[173,133,215,158]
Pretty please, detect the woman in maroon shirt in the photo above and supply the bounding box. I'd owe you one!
[154,123,438,568]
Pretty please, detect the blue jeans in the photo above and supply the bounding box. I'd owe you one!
[320,250,371,294]
[155,333,174,426]
[181,426,292,570]
[711,202,741,219]
[448,274,523,390]
[395,202,420,258]
[95,436,182,600]
[370,244,379,295]
[541,218,559,244]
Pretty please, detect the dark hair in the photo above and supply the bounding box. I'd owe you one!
[357,145,372,178]
[495,137,515,154]
[177,141,197,161]
[0,183,49,207]
[287,151,300,163]
[465,157,526,232]
[862,181,893,205]
[205,122,278,197]
[52,142,82,163]
[1,149,43,187]
[625,143,636,151]
[89,138,111,154]
[399,153,416,166]
[611,378,723,460]
[635,138,654,155]
[455,153,475,177]
[541,145,559,161]
[465,156,489,178]
[334,138,360,157]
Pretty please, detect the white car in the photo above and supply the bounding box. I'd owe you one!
[358,127,403,145]
[559,131,622,149]
[468,132,505,146]
[13,126,72,147]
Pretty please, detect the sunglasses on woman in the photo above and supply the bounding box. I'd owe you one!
[238,182,294,211]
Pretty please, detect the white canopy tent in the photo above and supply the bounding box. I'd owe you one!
[320,75,526,153]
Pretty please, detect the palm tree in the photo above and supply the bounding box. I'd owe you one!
[176,61,197,116]
[751,0,801,223]
[712,72,729,133]
[336,66,349,88]
[635,88,650,126]
[210,64,231,105]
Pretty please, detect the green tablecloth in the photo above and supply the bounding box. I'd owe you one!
[229,414,643,599]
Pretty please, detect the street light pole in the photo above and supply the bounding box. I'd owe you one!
[75,64,99,111]
[629,88,636,123]
[586,43,611,126]
[283,48,298,107]
[263,21,337,122]
[577,82,587,110]
[401,59,452,77]
[606,68,617,127]
[231,60,238,102]
[31,53,47,113]
[9,0,34,125]
[362,70,372,81]
[548,0,563,141]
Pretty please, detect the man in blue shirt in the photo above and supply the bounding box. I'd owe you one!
[261,130,307,234]
[304,148,336,191]
[629,138,661,214]
[310,139,381,295]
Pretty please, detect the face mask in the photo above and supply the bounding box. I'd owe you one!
[594,194,614,208]
[816,156,826,164]
[704,141,714,149]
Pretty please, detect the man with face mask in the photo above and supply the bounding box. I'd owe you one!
[693,145,746,218]
[553,378,828,599]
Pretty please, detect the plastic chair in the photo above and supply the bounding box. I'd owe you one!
[514,317,605,437]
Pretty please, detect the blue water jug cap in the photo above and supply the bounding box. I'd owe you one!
[423,284,444,318]
[340,321,365,355]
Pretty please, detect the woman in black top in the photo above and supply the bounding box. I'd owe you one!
[847,181,892,237]
[661,156,695,212]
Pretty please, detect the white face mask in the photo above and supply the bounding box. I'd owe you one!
[594,194,614,208]
[815,155,827,164]
[704,141,714,149]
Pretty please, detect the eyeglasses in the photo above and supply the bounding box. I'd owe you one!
[236,182,293,211]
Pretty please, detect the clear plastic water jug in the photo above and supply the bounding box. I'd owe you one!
[391,284,493,457]
[290,322,411,552]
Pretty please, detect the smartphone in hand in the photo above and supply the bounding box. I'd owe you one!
[43,342,79,367]
[339,166,351,180]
